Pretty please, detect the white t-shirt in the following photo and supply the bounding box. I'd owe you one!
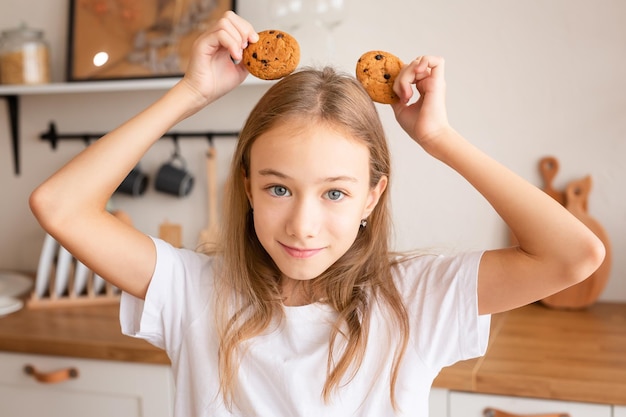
[121,237,490,417]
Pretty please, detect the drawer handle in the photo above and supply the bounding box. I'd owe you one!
[23,364,79,384]
[483,408,570,417]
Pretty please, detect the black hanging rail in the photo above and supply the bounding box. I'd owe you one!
[40,121,239,149]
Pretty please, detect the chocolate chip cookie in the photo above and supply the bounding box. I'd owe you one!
[242,30,300,80]
[355,51,404,104]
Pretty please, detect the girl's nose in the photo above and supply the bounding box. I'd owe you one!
[286,198,321,239]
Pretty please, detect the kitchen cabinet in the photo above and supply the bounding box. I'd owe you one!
[448,391,612,417]
[614,406,626,417]
[429,387,448,417]
[0,351,174,417]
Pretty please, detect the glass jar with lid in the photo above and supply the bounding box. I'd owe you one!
[0,24,51,85]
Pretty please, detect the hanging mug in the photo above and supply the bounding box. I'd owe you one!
[155,154,194,197]
[116,165,149,197]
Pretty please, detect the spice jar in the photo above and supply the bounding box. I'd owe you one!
[0,24,51,85]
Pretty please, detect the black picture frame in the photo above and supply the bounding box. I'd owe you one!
[66,0,236,81]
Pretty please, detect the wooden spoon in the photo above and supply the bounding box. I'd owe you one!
[197,146,220,250]
[541,176,611,309]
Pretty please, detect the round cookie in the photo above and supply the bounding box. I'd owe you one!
[242,30,300,80]
[355,51,404,104]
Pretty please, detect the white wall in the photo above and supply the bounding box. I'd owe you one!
[1,0,624,301]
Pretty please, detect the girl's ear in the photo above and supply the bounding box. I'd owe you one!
[362,175,388,218]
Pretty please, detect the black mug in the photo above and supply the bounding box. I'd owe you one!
[155,156,194,197]
[116,167,149,197]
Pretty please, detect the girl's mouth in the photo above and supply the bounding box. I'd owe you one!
[280,243,323,259]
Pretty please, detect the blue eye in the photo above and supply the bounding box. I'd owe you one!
[269,185,290,197]
[326,190,345,201]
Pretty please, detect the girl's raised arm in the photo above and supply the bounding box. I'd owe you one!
[392,56,605,314]
[29,12,258,299]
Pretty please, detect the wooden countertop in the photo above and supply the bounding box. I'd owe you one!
[0,303,168,364]
[434,302,626,406]
[0,301,624,405]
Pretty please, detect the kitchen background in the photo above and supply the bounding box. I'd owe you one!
[0,0,624,302]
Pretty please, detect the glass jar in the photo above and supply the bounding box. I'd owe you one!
[0,24,51,85]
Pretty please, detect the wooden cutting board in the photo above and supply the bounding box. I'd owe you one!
[541,176,612,309]
[538,156,565,205]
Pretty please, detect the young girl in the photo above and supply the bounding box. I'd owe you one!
[30,11,604,417]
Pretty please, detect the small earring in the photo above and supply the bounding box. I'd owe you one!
[360,219,367,228]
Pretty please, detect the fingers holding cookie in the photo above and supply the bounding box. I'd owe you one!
[183,12,260,101]
[201,11,258,63]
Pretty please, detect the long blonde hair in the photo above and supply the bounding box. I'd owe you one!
[210,67,409,409]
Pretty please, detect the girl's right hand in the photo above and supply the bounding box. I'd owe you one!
[181,11,259,108]
[391,56,451,154]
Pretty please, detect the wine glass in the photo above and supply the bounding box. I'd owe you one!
[268,0,306,32]
[312,0,349,60]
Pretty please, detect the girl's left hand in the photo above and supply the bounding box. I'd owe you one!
[182,11,259,107]
[391,56,451,150]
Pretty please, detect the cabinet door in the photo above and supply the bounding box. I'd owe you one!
[614,406,626,417]
[0,352,174,417]
[429,388,448,417]
[449,391,611,417]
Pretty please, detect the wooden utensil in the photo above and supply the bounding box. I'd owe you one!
[538,156,565,205]
[483,408,569,417]
[541,176,611,309]
[159,221,182,248]
[197,146,219,250]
